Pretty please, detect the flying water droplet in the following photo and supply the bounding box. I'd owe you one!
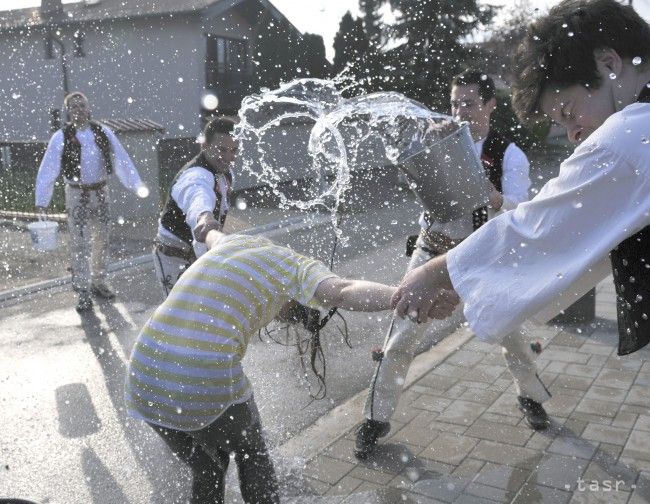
[609,73,617,80]
[235,197,247,210]
[632,56,642,66]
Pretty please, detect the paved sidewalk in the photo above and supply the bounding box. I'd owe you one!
[289,277,650,504]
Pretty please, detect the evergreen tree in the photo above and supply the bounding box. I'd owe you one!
[296,33,331,79]
[333,12,370,76]
[384,0,495,110]
[359,0,382,46]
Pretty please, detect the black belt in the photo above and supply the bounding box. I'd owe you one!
[67,180,107,190]
[153,240,196,262]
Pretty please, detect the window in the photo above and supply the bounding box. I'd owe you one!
[206,35,249,88]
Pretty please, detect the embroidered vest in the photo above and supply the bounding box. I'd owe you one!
[611,81,650,355]
[159,152,232,245]
[61,121,112,181]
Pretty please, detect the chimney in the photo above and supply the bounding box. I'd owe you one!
[41,0,64,17]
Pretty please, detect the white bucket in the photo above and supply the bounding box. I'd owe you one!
[27,220,59,251]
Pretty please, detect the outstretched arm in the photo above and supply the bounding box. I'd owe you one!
[313,277,396,312]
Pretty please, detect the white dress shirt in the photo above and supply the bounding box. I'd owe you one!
[448,102,650,343]
[419,136,531,238]
[157,166,232,246]
[35,125,143,207]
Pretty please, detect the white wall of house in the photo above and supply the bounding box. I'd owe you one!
[0,8,254,143]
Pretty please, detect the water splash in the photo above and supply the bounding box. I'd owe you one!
[235,78,454,240]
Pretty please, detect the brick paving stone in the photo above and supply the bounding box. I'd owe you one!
[436,400,487,426]
[452,458,486,480]
[402,474,469,503]
[428,420,469,435]
[625,385,650,407]
[606,356,643,372]
[569,411,615,425]
[465,420,533,446]
[536,454,588,490]
[475,462,530,491]
[568,489,631,503]
[486,393,521,417]
[325,475,364,496]
[412,395,455,414]
[481,411,521,426]
[622,429,650,463]
[416,374,459,393]
[544,393,580,418]
[575,397,620,417]
[491,377,514,392]
[480,353,505,366]
[580,455,638,492]
[465,482,512,502]
[628,473,650,504]
[454,495,500,504]
[547,434,598,459]
[470,440,542,469]
[579,343,615,357]
[511,481,571,504]
[634,414,650,431]
[348,465,396,486]
[409,409,444,428]
[598,442,623,460]
[561,418,588,436]
[446,350,486,368]
[349,481,382,496]
[302,476,334,495]
[620,456,650,473]
[619,403,650,416]
[458,388,502,406]
[444,383,469,400]
[584,385,628,403]
[593,368,637,390]
[433,363,477,380]
[633,373,650,386]
[587,355,610,368]
[457,380,491,390]
[551,374,594,392]
[582,423,631,446]
[526,432,555,451]
[390,422,440,447]
[552,331,588,348]
[563,363,603,379]
[539,348,591,364]
[419,432,478,465]
[304,456,356,485]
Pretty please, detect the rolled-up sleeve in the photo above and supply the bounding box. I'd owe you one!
[103,126,144,192]
[35,131,64,208]
[171,167,217,235]
[500,143,531,210]
[448,143,650,343]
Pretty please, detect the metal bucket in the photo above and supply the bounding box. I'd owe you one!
[398,123,489,222]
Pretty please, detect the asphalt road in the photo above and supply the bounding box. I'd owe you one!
[2,191,462,504]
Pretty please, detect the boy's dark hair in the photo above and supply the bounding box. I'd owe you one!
[451,69,496,104]
[203,116,236,144]
[512,0,650,123]
[63,91,89,108]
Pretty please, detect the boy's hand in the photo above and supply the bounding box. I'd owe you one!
[193,212,221,242]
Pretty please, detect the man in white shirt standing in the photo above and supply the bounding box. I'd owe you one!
[35,92,146,312]
[392,0,650,394]
[355,70,551,459]
[153,116,238,297]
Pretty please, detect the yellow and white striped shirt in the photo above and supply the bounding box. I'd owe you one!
[125,234,335,431]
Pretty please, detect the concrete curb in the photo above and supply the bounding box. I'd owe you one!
[0,213,331,306]
[278,326,475,462]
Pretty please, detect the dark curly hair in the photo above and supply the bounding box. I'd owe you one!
[267,300,349,401]
[451,68,496,104]
[512,0,650,123]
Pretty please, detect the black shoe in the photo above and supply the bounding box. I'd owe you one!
[518,396,550,431]
[354,419,390,460]
[76,291,93,312]
[91,282,115,300]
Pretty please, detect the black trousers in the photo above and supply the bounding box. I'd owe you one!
[149,397,279,504]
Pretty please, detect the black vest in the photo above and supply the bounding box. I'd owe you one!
[472,129,511,230]
[611,81,650,356]
[159,153,232,245]
[61,121,112,181]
